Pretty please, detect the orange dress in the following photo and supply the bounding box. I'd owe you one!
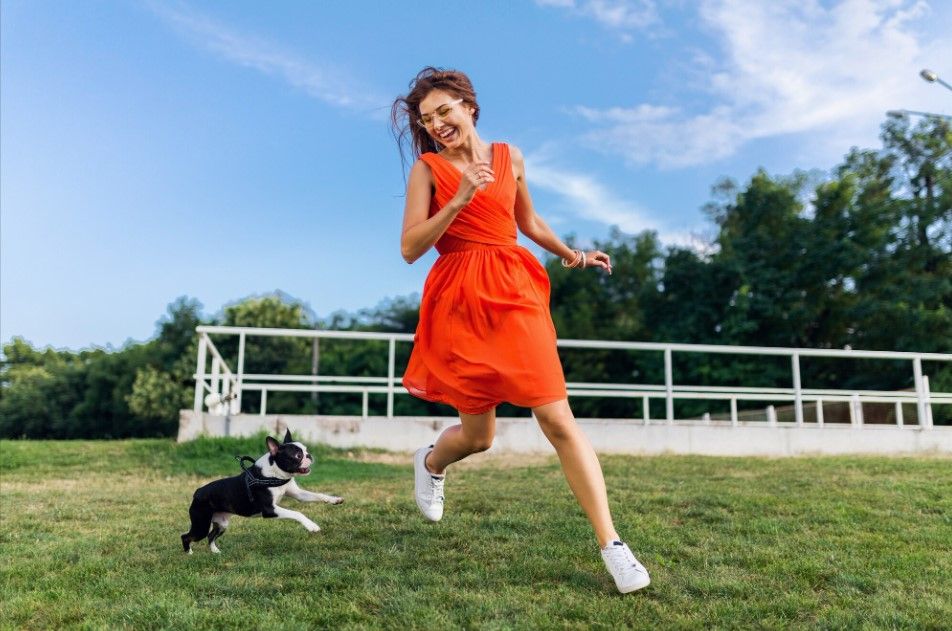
[402,142,568,415]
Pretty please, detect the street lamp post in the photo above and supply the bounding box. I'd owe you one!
[920,69,952,93]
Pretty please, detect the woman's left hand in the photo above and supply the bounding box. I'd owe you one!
[585,250,612,275]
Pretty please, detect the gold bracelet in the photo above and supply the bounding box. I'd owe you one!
[560,249,582,268]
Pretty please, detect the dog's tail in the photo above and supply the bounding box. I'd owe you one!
[181,498,213,552]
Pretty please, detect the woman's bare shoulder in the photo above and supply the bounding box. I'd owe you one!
[503,143,525,180]
[410,156,435,175]
[505,143,525,163]
[407,157,435,188]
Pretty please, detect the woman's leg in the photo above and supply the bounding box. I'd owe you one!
[532,399,619,547]
[425,408,497,474]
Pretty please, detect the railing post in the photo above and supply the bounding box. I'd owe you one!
[851,394,863,426]
[210,357,221,402]
[730,398,738,426]
[816,398,824,426]
[311,336,320,408]
[362,391,369,419]
[792,353,804,426]
[235,332,246,415]
[642,396,649,425]
[923,376,933,429]
[767,405,777,426]
[913,357,927,428]
[260,389,267,415]
[220,380,230,416]
[193,333,208,413]
[387,337,396,419]
[664,348,674,423]
[895,400,904,427]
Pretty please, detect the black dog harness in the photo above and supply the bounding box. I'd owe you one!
[236,455,291,503]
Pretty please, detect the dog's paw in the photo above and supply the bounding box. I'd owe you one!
[331,496,344,505]
[304,521,321,533]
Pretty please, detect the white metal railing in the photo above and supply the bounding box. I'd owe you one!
[192,325,951,428]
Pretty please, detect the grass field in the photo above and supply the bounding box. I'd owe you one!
[1,437,950,630]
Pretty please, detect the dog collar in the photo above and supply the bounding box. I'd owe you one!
[236,455,291,502]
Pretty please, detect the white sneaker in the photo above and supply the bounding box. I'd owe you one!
[414,445,444,522]
[601,540,651,593]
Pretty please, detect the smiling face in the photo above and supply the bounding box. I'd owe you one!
[418,89,475,149]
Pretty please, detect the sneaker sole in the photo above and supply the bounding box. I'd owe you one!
[617,575,651,594]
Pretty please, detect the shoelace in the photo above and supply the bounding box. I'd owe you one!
[606,545,640,574]
[430,476,445,502]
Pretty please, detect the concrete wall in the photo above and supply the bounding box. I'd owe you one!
[178,411,952,457]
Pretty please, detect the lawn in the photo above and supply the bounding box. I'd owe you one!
[1,437,950,630]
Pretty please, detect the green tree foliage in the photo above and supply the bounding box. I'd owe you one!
[551,117,950,420]
[2,118,948,436]
[126,366,187,435]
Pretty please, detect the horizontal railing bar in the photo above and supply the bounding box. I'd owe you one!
[196,325,951,361]
[237,382,951,405]
[242,384,392,394]
[557,338,951,361]
[567,383,948,397]
[199,325,414,342]
[220,375,952,399]
[241,374,390,384]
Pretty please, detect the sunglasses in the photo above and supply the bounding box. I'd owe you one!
[417,98,464,128]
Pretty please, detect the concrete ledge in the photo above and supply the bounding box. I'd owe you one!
[179,411,952,456]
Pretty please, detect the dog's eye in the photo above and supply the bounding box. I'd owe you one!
[295,453,302,460]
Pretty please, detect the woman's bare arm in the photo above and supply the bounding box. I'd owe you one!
[509,145,611,272]
[511,145,611,272]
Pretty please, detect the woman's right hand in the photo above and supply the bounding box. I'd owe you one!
[452,161,495,207]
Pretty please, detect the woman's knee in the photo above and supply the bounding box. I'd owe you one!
[534,403,577,443]
[538,417,575,443]
[458,409,496,453]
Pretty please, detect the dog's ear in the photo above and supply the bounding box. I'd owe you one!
[283,429,294,444]
[266,436,280,455]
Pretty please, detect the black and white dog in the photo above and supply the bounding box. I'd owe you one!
[181,431,343,554]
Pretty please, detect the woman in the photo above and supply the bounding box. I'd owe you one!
[391,67,650,594]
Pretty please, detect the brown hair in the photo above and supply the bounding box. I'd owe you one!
[391,66,480,177]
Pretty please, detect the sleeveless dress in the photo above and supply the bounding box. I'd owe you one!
[402,142,568,415]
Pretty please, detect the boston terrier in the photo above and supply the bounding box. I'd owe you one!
[181,430,343,554]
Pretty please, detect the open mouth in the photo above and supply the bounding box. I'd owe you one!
[436,127,457,143]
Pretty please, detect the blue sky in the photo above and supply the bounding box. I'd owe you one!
[2,0,950,350]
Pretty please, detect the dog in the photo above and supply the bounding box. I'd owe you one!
[181,430,343,554]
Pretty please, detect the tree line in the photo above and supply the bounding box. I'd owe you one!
[2,117,949,438]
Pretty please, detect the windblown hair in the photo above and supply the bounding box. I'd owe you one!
[391,66,480,179]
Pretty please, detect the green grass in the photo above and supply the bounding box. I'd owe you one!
[1,437,950,630]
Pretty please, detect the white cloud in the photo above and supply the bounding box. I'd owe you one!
[149,3,385,116]
[536,0,659,33]
[526,152,701,247]
[575,0,952,168]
